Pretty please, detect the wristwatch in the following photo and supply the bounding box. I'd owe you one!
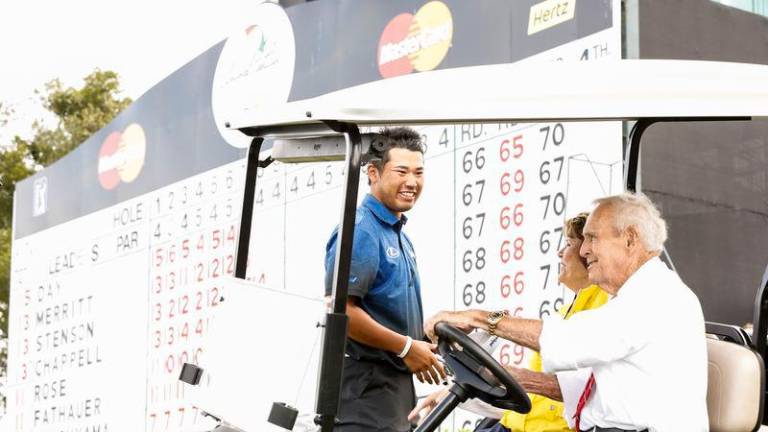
[487,310,508,336]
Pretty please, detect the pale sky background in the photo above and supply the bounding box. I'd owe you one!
[0,0,273,143]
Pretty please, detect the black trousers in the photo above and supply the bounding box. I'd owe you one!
[473,418,507,432]
[581,428,649,432]
[335,357,416,432]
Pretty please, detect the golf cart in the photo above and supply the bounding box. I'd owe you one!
[183,59,768,432]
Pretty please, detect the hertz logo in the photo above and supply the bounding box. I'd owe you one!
[377,1,453,79]
[528,0,576,35]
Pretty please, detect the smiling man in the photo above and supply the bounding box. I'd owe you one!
[324,127,446,432]
[424,192,708,432]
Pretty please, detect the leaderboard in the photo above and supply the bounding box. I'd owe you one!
[6,1,623,431]
[240,120,622,432]
[9,121,620,432]
[8,160,246,431]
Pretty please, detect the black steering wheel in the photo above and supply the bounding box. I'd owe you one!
[414,322,531,432]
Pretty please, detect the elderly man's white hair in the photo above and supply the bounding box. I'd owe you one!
[593,192,668,252]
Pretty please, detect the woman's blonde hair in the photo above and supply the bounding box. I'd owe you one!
[565,212,590,240]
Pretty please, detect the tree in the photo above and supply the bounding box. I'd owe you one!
[22,70,132,167]
[0,140,33,231]
[0,102,11,128]
[0,69,132,377]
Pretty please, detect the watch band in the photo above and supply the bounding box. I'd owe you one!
[487,310,508,336]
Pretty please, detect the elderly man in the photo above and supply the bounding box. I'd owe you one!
[425,193,708,432]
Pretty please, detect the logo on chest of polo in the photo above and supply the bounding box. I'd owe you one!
[386,247,400,259]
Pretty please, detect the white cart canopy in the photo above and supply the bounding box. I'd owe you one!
[230,59,768,134]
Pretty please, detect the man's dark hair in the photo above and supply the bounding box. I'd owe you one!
[367,127,425,174]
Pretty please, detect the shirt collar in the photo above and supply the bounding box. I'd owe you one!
[363,194,407,227]
[616,256,664,297]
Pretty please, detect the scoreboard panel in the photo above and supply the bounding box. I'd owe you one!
[7,1,622,431]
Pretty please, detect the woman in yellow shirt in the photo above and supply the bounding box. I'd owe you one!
[409,213,609,432]
[495,212,609,432]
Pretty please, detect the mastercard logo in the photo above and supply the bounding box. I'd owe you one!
[377,1,453,79]
[98,123,146,190]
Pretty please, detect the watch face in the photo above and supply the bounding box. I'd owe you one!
[489,311,505,323]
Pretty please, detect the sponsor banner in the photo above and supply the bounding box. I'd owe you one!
[288,0,613,100]
[14,44,244,239]
[14,0,613,238]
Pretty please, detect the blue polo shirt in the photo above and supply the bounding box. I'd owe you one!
[324,194,424,370]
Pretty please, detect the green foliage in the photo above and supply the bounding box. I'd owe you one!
[0,229,9,318]
[0,102,12,128]
[22,70,132,167]
[0,141,34,230]
[0,69,132,378]
[0,230,6,374]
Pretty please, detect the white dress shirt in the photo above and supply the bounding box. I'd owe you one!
[556,368,593,429]
[539,257,709,431]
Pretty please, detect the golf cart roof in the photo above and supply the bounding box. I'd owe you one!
[232,59,768,136]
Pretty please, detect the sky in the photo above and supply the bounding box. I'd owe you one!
[0,0,272,143]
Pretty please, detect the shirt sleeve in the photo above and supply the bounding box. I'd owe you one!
[324,226,379,299]
[556,368,592,429]
[457,398,505,419]
[539,296,650,372]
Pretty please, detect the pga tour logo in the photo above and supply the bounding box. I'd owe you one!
[33,176,48,217]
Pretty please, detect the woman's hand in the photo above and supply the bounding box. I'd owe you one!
[407,387,451,425]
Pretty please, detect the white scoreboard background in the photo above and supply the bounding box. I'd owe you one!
[6,1,622,431]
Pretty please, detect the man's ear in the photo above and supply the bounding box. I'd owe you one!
[625,225,640,249]
[367,164,380,185]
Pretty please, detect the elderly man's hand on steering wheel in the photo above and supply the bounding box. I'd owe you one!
[424,310,479,342]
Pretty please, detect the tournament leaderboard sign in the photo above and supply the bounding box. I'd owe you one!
[6,1,622,431]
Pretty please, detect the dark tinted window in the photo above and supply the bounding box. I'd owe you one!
[641,120,768,326]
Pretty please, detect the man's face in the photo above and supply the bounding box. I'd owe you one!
[579,204,631,294]
[368,148,424,216]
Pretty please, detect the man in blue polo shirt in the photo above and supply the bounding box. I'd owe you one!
[324,127,446,432]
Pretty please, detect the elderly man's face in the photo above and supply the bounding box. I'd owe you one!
[580,204,630,294]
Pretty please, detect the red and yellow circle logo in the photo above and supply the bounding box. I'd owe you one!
[377,1,453,78]
[98,123,146,190]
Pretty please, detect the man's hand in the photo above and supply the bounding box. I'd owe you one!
[407,387,450,425]
[504,365,530,382]
[426,309,543,351]
[504,365,563,401]
[403,340,447,384]
[423,310,482,342]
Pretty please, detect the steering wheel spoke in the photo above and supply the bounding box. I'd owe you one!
[414,322,531,432]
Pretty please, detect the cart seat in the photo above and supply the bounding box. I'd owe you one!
[707,323,764,432]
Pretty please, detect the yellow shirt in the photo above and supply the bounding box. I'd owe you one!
[499,285,609,432]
